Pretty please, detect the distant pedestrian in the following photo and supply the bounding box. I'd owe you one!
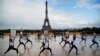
[73,33,77,42]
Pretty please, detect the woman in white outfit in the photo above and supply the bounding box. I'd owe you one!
[39,30,53,56]
[4,34,18,56]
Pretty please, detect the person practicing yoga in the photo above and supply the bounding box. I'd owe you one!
[24,33,33,46]
[59,33,66,45]
[80,31,87,44]
[68,33,78,55]
[4,34,18,56]
[39,30,53,56]
[68,41,78,55]
[90,32,99,48]
[17,31,26,50]
[63,32,70,48]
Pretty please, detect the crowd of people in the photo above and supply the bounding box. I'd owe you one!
[3,29,99,56]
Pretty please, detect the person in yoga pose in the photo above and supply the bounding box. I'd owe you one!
[25,33,33,46]
[63,32,70,48]
[90,32,99,48]
[4,34,18,56]
[39,38,53,56]
[17,32,26,50]
[80,31,87,44]
[68,41,78,55]
[59,33,66,45]
[39,30,53,56]
[69,33,78,55]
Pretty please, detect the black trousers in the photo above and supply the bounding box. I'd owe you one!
[69,45,78,54]
[4,46,18,55]
[17,42,26,49]
[25,39,33,45]
[59,39,65,45]
[63,41,70,48]
[39,47,53,55]
[90,40,99,47]
[80,38,86,44]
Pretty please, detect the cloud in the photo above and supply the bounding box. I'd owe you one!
[0,0,100,29]
[75,0,100,9]
[89,19,100,27]
[1,0,45,29]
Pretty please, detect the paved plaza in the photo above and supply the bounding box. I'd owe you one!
[0,35,100,56]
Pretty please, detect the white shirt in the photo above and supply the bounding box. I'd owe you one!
[10,42,14,46]
[44,41,49,48]
[20,38,24,42]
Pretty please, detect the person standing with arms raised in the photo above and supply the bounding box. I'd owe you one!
[4,29,18,56]
[39,30,53,56]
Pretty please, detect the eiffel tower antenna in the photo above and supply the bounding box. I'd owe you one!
[42,0,52,31]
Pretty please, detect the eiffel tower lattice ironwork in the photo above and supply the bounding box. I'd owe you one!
[42,0,52,31]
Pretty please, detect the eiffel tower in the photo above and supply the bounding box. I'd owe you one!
[42,0,52,31]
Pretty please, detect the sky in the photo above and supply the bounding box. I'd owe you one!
[0,0,100,29]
